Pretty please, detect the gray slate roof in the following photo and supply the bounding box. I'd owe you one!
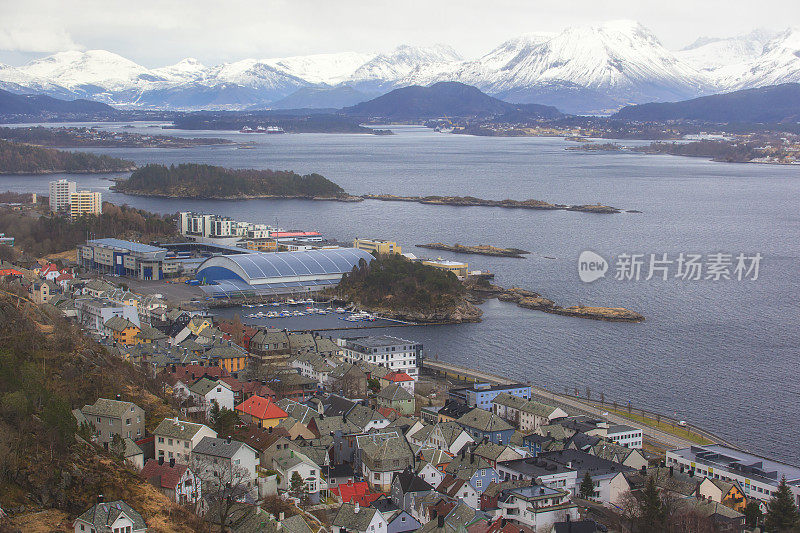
[82,398,140,420]
[457,408,513,433]
[332,503,379,531]
[193,436,249,459]
[75,500,146,531]
[154,418,211,440]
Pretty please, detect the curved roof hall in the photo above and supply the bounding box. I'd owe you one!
[196,248,374,284]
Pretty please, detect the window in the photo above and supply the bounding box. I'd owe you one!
[374,473,380,480]
[158,437,164,443]
[97,417,102,424]
[126,418,131,426]
[168,439,173,445]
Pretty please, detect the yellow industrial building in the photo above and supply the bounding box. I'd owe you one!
[422,258,469,279]
[353,238,402,255]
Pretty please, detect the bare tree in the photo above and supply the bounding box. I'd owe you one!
[191,455,254,532]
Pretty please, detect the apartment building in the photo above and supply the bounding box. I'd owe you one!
[70,190,102,218]
[49,179,76,212]
[340,335,422,379]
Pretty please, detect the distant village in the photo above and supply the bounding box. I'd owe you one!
[0,183,798,533]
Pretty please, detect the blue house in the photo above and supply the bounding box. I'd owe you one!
[445,450,500,493]
[448,382,531,410]
[521,433,553,457]
[456,408,514,445]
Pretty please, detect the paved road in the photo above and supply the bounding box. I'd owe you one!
[424,360,696,450]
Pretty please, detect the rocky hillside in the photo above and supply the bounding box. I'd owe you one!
[0,290,204,532]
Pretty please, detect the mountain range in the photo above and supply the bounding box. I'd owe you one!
[2,21,800,114]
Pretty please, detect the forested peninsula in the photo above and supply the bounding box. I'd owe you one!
[0,139,135,174]
[113,163,350,199]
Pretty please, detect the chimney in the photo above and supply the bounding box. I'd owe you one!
[437,514,445,528]
[158,456,164,465]
[669,465,674,477]
[279,512,285,521]
[641,465,646,475]
[354,502,360,514]
[97,494,104,504]
[227,435,232,444]
[169,457,175,468]
[116,394,121,401]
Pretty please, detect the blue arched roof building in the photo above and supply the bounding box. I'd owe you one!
[195,248,374,297]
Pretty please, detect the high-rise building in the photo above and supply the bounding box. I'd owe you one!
[70,190,102,218]
[49,179,76,212]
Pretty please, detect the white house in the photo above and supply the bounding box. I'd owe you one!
[429,421,474,455]
[192,436,259,501]
[331,503,388,533]
[497,485,578,530]
[188,378,234,415]
[272,449,324,503]
[416,461,445,488]
[74,499,146,533]
[153,418,217,465]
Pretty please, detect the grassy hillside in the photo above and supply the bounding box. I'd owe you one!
[0,290,205,531]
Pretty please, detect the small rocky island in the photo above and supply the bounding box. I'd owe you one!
[417,243,530,258]
[362,194,622,214]
[466,278,644,322]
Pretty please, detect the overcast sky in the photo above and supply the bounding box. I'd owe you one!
[1,0,797,67]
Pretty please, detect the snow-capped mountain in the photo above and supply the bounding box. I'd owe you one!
[2,21,800,114]
[263,52,375,85]
[345,44,463,94]
[677,29,778,74]
[401,20,710,113]
[711,28,800,91]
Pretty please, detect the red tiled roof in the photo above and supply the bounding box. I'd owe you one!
[377,406,400,420]
[235,395,288,420]
[55,272,73,282]
[140,459,188,490]
[383,371,414,382]
[332,481,383,506]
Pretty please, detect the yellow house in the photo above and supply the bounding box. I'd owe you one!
[104,316,141,346]
[206,341,248,373]
[353,238,402,255]
[693,478,748,512]
[187,316,213,335]
[235,395,288,429]
[422,258,468,279]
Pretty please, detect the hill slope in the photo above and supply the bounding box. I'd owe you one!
[613,83,800,123]
[0,88,118,118]
[341,81,561,120]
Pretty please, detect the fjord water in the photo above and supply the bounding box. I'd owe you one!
[3,124,799,462]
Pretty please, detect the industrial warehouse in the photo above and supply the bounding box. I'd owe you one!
[194,247,374,297]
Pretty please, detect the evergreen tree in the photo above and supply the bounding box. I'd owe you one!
[579,471,595,500]
[765,477,800,532]
[639,476,665,530]
[744,500,763,529]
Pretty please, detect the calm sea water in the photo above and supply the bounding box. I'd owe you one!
[2,123,799,463]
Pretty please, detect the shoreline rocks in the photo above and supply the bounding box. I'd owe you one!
[361,194,622,214]
[416,243,530,258]
[467,281,644,323]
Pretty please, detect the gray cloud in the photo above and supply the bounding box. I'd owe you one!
[0,0,796,66]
